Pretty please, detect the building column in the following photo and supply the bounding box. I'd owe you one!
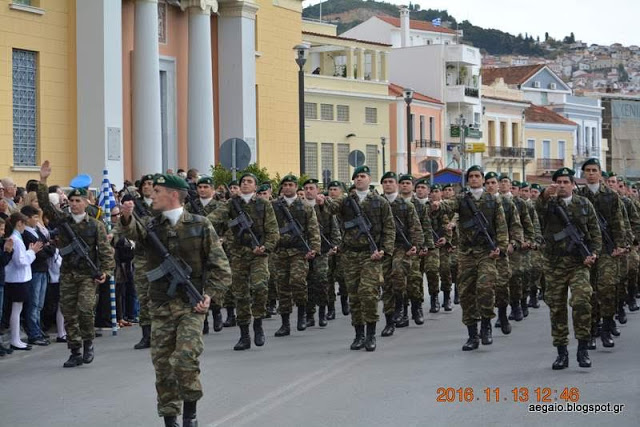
[182,0,217,173]
[396,101,407,173]
[356,48,365,80]
[380,51,388,81]
[371,50,379,81]
[132,0,162,178]
[506,119,513,147]
[346,48,354,79]
[218,0,259,163]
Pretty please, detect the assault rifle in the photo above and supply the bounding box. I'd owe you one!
[393,214,413,250]
[552,201,592,258]
[343,196,379,254]
[277,201,312,253]
[461,193,500,253]
[596,211,615,255]
[186,190,205,216]
[58,222,102,280]
[228,197,261,249]
[317,222,334,252]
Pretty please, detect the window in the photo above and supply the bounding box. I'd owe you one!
[366,145,379,182]
[321,143,334,181]
[558,140,566,160]
[541,92,548,104]
[337,105,350,122]
[337,143,350,182]
[419,115,426,141]
[474,112,481,125]
[304,102,317,120]
[429,117,435,142]
[305,142,318,179]
[321,104,334,121]
[365,107,377,124]
[527,138,535,150]
[14,0,32,4]
[542,140,551,158]
[13,49,38,167]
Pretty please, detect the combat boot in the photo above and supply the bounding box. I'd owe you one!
[529,288,540,308]
[510,303,523,322]
[223,307,236,327]
[429,295,440,313]
[521,297,529,318]
[392,298,403,323]
[340,294,350,316]
[350,325,365,350]
[628,288,639,311]
[267,300,277,317]
[364,323,377,352]
[297,306,307,331]
[462,323,479,351]
[233,325,251,351]
[587,327,597,350]
[480,318,493,345]
[212,306,223,332]
[396,300,410,328]
[497,307,511,335]
[593,319,602,337]
[326,302,336,320]
[381,314,395,337]
[411,300,424,325]
[63,348,83,368]
[183,400,197,427]
[616,302,627,324]
[274,314,291,337]
[610,319,621,337]
[253,318,265,347]
[601,318,614,348]
[443,292,453,311]
[552,345,569,370]
[164,416,179,427]
[82,340,94,364]
[453,284,460,304]
[577,340,592,368]
[306,311,315,328]
[318,306,328,327]
[134,325,151,350]
[202,319,210,335]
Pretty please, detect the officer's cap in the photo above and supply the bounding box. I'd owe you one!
[608,172,617,178]
[328,180,343,190]
[257,183,271,193]
[552,167,575,182]
[511,180,521,188]
[153,174,190,191]
[398,174,414,184]
[442,183,453,190]
[380,171,397,184]
[601,171,609,178]
[140,174,155,184]
[352,165,371,180]
[581,158,601,171]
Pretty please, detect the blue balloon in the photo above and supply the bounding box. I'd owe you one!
[70,174,92,189]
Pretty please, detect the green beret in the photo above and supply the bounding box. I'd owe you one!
[608,172,617,178]
[466,165,483,177]
[430,184,442,191]
[499,174,511,182]
[380,171,397,183]
[239,173,257,184]
[520,181,530,188]
[197,176,214,186]
[616,176,624,182]
[328,180,343,189]
[398,174,414,183]
[154,174,190,191]
[352,165,371,180]
[601,171,609,178]
[552,167,575,181]
[228,179,239,187]
[68,188,88,199]
[257,183,271,193]
[484,171,498,181]
[531,183,542,191]
[302,178,319,187]
[415,178,430,188]
[140,174,155,183]
[442,183,453,190]
[511,180,521,188]
[581,158,601,171]
[279,174,298,186]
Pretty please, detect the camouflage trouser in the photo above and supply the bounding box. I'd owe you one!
[590,254,618,323]
[342,250,382,325]
[439,250,452,293]
[307,253,330,312]
[520,252,532,295]
[543,255,592,347]
[424,249,441,297]
[617,254,629,306]
[450,250,459,285]
[134,257,151,327]
[150,298,205,417]
[458,250,496,325]
[528,250,544,292]
[229,251,269,325]
[273,249,309,314]
[60,272,97,350]
[327,254,339,304]
[629,248,639,297]
[333,252,347,298]
[222,289,235,309]
[381,248,411,315]
[267,254,278,303]
[494,256,512,308]
[508,251,527,305]
[408,252,434,302]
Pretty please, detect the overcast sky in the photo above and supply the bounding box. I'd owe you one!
[303,0,639,46]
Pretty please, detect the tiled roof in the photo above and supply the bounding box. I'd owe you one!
[389,83,443,104]
[376,15,458,35]
[481,64,545,86]
[481,95,530,104]
[302,31,392,47]
[525,104,577,126]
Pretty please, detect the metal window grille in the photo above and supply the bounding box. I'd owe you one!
[304,102,317,120]
[305,142,318,179]
[13,49,37,167]
[337,143,350,182]
[366,145,378,182]
[321,104,334,121]
[365,107,377,124]
[321,143,334,180]
[337,105,350,122]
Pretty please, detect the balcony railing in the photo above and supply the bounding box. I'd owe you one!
[485,146,535,159]
[537,158,565,170]
[414,139,441,149]
[464,87,479,98]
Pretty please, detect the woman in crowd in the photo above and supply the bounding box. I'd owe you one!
[0,218,15,356]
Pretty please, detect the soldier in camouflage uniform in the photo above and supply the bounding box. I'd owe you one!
[530,183,546,300]
[519,182,544,309]
[437,166,508,351]
[326,181,346,320]
[537,167,600,370]
[271,175,321,336]
[37,161,115,368]
[442,184,459,304]
[256,183,279,318]
[119,173,231,427]
[221,179,241,328]
[379,172,424,337]
[578,160,626,350]
[303,178,340,327]
[209,173,279,351]
[426,184,453,311]
[628,184,640,311]
[324,165,395,352]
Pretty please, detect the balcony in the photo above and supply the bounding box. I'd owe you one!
[537,158,565,170]
[444,85,481,105]
[445,45,482,66]
[484,146,535,160]
[305,74,389,97]
[415,139,441,149]
[413,140,442,158]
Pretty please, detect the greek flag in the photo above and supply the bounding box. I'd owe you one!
[98,169,117,228]
[432,17,441,27]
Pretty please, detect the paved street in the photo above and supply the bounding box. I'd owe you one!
[1,298,638,427]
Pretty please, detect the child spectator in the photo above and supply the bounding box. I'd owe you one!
[0,218,14,356]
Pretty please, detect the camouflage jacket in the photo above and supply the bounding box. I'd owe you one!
[272,197,321,253]
[313,203,342,254]
[621,196,640,245]
[576,184,626,251]
[496,194,524,249]
[386,196,423,250]
[411,196,435,249]
[185,197,220,217]
[525,199,544,245]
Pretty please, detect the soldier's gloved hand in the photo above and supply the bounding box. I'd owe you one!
[194,294,211,314]
[328,246,338,255]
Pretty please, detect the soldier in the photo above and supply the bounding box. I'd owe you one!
[537,167,600,370]
[119,173,231,426]
[221,179,242,328]
[326,181,347,319]
[615,179,640,324]
[425,183,452,311]
[530,183,546,301]
[271,175,320,336]
[379,172,423,336]
[577,159,626,350]
[436,166,508,351]
[442,184,459,304]
[519,182,544,309]
[37,161,114,368]
[208,173,279,350]
[324,165,395,351]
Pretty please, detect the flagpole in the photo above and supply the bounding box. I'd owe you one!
[102,169,118,336]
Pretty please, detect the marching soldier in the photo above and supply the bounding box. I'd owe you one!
[442,184,459,304]
[37,161,114,368]
[530,183,547,301]
[326,181,347,319]
[425,183,453,311]
[118,173,231,426]
[208,173,279,350]
[537,167,600,370]
[271,175,321,336]
[614,179,640,324]
[221,179,243,328]
[519,182,544,309]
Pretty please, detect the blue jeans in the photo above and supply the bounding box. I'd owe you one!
[26,272,48,340]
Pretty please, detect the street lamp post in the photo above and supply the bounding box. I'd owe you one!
[294,44,309,176]
[403,88,414,175]
[457,114,467,187]
[380,136,387,174]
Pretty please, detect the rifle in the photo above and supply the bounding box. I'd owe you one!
[277,200,312,253]
[143,217,204,307]
[552,201,592,258]
[393,214,413,250]
[460,193,500,253]
[228,197,262,249]
[57,222,103,279]
[343,196,379,254]
[596,211,615,255]
[187,190,205,216]
[317,222,334,252]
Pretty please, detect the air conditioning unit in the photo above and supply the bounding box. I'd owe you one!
[533,81,541,88]
[549,83,557,90]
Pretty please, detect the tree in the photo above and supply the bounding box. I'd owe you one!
[617,63,630,82]
[545,32,549,41]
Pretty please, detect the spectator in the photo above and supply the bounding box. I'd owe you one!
[14,187,26,209]
[1,178,18,212]
[0,218,14,356]
[0,198,9,221]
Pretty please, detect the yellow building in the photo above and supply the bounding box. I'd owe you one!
[0,0,76,185]
[301,20,392,184]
